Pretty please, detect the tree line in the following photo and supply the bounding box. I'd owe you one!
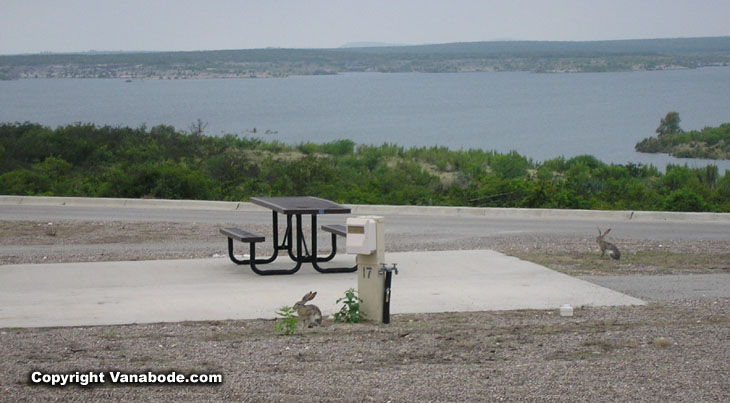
[1,122,729,212]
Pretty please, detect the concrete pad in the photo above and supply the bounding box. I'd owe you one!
[0,250,644,328]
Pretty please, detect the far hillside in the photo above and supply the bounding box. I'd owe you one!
[2,37,729,79]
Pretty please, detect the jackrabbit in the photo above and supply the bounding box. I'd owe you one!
[596,227,621,260]
[294,291,322,328]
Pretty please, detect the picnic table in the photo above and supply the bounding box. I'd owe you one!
[220,196,357,275]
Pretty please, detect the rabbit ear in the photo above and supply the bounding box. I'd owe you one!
[597,227,602,236]
[302,291,317,302]
[604,228,612,235]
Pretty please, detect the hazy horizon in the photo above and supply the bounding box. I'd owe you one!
[3,0,730,56]
[6,35,730,57]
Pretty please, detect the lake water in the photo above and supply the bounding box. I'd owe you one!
[2,68,730,171]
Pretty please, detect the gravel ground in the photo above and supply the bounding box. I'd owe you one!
[3,220,729,276]
[1,219,729,402]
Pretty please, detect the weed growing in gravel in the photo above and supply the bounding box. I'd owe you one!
[654,337,672,348]
[334,288,365,323]
[274,306,299,335]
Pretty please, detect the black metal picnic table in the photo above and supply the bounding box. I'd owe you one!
[222,196,357,275]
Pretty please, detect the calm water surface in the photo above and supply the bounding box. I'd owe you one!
[2,68,729,171]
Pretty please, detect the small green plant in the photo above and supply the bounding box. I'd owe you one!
[274,305,299,335]
[334,288,365,323]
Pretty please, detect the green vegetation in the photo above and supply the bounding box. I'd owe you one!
[2,122,730,212]
[2,37,729,79]
[274,306,299,335]
[334,288,365,323]
[636,112,730,160]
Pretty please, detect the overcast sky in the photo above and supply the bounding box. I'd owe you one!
[2,0,730,55]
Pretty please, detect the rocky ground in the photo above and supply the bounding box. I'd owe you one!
[1,219,729,401]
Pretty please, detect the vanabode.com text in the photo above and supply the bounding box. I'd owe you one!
[30,371,223,386]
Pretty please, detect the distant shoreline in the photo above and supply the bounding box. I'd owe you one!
[2,37,729,80]
[6,64,725,81]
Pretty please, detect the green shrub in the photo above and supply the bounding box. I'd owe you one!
[2,122,729,212]
[663,189,709,212]
[274,306,299,335]
[334,288,365,323]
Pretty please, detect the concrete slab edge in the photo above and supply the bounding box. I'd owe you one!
[2,195,729,223]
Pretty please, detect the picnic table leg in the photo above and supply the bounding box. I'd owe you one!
[249,237,302,275]
[310,214,357,273]
[317,232,338,262]
[278,213,293,253]
[285,213,337,263]
[225,211,280,265]
[247,213,303,275]
[285,214,316,262]
[270,211,281,255]
[225,237,274,265]
[286,214,304,262]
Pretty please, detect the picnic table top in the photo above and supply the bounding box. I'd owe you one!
[249,196,351,215]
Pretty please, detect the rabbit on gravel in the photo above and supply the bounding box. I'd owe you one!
[294,291,322,328]
[596,227,621,260]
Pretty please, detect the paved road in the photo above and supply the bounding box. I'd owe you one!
[2,204,729,242]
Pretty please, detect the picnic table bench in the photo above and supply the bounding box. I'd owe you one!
[321,224,346,237]
[220,228,265,244]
